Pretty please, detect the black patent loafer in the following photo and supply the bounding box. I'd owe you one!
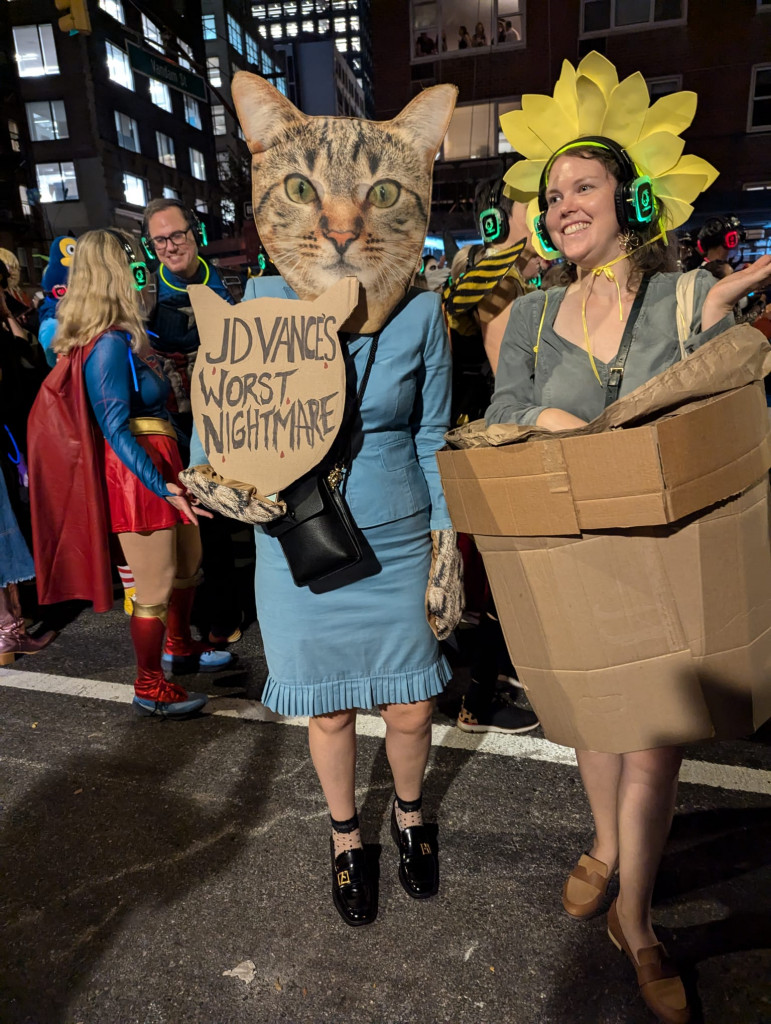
[330,840,376,926]
[390,804,439,899]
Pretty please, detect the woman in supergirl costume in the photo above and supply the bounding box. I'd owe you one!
[28,229,232,717]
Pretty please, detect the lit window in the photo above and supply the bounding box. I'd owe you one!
[334,16,346,30]
[114,110,140,152]
[190,147,206,180]
[318,18,330,30]
[8,120,20,153]
[123,172,147,207]
[286,21,299,35]
[142,14,163,51]
[156,131,176,167]
[443,101,495,160]
[149,79,172,112]
[302,19,315,30]
[261,50,272,74]
[221,198,236,223]
[271,23,283,37]
[269,3,281,15]
[257,23,267,37]
[184,94,202,128]
[275,75,288,97]
[206,56,222,86]
[177,39,193,70]
[227,13,243,52]
[749,64,771,131]
[36,160,78,202]
[253,4,267,16]
[497,99,521,154]
[581,0,686,35]
[217,150,230,181]
[202,14,216,39]
[106,40,134,90]
[350,15,359,29]
[19,185,31,217]
[246,34,260,66]
[26,99,68,141]
[334,36,346,51]
[283,0,298,12]
[163,186,179,199]
[99,0,125,24]
[302,0,314,11]
[350,35,360,50]
[212,104,227,135]
[13,25,59,78]
[195,199,209,214]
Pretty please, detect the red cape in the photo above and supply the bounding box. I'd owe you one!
[28,338,114,612]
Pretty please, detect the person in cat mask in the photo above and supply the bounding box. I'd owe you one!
[183,75,462,926]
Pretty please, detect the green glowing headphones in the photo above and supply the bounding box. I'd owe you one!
[106,229,148,291]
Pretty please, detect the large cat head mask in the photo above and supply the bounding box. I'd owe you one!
[232,74,457,333]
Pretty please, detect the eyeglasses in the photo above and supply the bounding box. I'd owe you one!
[150,228,192,252]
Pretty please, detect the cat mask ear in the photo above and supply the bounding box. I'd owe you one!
[388,86,458,168]
[232,72,307,154]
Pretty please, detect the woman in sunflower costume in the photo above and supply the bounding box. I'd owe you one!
[487,53,771,1024]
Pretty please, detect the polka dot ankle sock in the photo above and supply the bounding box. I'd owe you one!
[331,811,362,857]
[394,793,424,831]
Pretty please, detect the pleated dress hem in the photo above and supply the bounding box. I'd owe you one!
[261,654,452,716]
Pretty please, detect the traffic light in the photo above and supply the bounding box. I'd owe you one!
[54,0,91,35]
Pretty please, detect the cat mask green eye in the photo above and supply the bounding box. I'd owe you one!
[368,180,400,209]
[285,174,317,204]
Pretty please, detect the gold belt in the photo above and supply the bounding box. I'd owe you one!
[129,417,177,440]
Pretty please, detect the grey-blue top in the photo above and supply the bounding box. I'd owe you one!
[487,270,733,426]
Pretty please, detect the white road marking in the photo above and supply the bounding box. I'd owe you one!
[2,668,770,796]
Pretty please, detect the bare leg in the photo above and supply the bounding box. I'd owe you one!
[380,699,434,827]
[308,709,360,854]
[615,745,682,955]
[576,749,622,869]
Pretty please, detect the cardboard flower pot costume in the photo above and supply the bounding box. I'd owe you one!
[184,75,462,718]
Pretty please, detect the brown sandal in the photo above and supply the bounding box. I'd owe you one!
[607,899,690,1024]
[562,853,613,918]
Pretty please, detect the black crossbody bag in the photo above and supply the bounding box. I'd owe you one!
[263,333,380,587]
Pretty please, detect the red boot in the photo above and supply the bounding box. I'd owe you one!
[162,576,233,674]
[131,602,207,716]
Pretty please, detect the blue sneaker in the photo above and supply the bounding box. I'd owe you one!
[161,648,234,674]
[133,692,209,717]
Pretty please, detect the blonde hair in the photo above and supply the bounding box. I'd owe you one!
[54,229,149,354]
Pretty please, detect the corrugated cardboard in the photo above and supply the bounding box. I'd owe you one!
[438,382,771,536]
[437,328,771,752]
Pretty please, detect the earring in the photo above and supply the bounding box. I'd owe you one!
[618,231,641,255]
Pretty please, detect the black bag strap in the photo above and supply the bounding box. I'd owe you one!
[604,274,650,408]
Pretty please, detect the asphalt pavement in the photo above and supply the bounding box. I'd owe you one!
[1,595,770,1024]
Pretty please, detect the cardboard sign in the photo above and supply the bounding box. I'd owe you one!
[189,278,358,494]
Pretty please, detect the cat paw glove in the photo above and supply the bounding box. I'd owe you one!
[426,529,464,641]
[180,466,286,524]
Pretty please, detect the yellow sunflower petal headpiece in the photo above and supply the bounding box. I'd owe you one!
[500,52,718,259]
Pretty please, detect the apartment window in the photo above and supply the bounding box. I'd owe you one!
[647,75,683,100]
[207,56,222,86]
[163,186,180,199]
[760,0,771,9]
[303,19,315,30]
[581,0,685,35]
[269,2,281,14]
[156,131,176,167]
[36,161,78,202]
[13,25,59,78]
[284,1,298,12]
[190,147,206,180]
[318,18,330,30]
[142,13,163,51]
[286,21,299,35]
[195,199,208,214]
[228,13,243,52]
[443,98,521,160]
[202,14,216,39]
[8,120,20,153]
[246,34,260,66]
[177,39,193,69]
[253,3,266,15]
[114,110,140,151]
[212,104,227,135]
[411,1,524,58]
[19,185,31,217]
[149,78,172,112]
[217,150,230,181]
[184,94,202,129]
[749,65,771,131]
[106,40,134,90]
[221,198,236,224]
[123,172,148,206]
[26,99,68,141]
[271,24,283,38]
[99,0,125,23]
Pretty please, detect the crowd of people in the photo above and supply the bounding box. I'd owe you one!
[2,52,771,1023]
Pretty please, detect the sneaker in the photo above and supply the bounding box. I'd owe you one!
[161,648,234,674]
[456,694,539,734]
[133,692,208,717]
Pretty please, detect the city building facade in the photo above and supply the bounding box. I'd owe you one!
[372,0,771,251]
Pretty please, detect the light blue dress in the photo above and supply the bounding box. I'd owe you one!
[190,279,454,715]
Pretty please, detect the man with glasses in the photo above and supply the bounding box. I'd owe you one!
[142,198,244,647]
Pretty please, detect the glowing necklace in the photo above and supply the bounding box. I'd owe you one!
[159,256,210,292]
